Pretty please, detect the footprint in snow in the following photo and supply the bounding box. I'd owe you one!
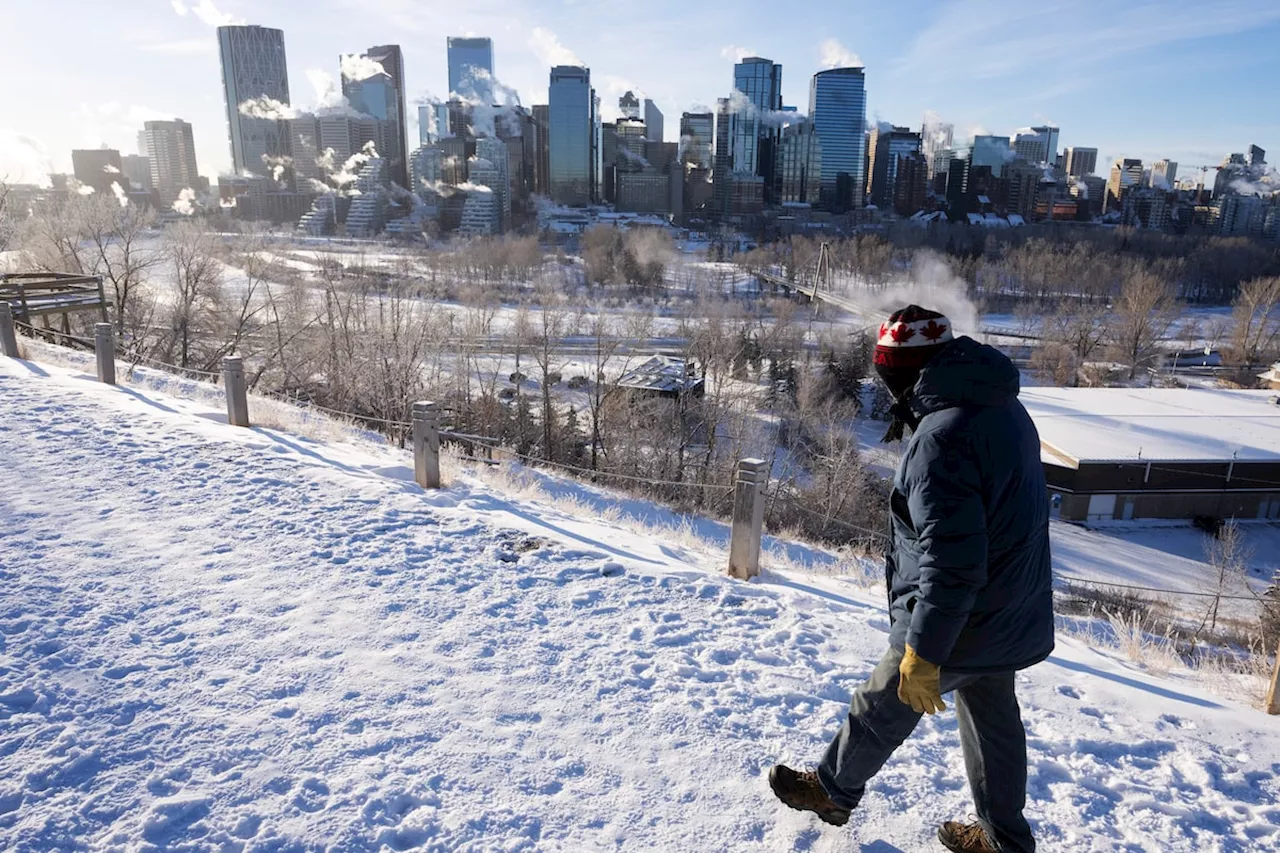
[292,778,330,813]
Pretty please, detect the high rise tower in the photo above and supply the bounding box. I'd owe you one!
[866,126,921,208]
[143,119,200,202]
[730,57,783,200]
[448,37,495,100]
[1013,126,1059,165]
[342,45,409,187]
[809,66,866,210]
[217,25,290,177]
[644,99,664,144]
[548,65,597,206]
[1064,147,1098,178]
[1150,159,1178,190]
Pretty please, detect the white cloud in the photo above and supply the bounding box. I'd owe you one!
[137,38,215,55]
[819,38,863,69]
[720,45,754,62]
[77,102,173,153]
[171,187,197,215]
[726,90,803,127]
[172,0,242,27]
[238,97,298,120]
[237,68,372,123]
[307,69,369,117]
[110,182,129,208]
[529,27,582,68]
[599,75,646,122]
[340,54,387,82]
[0,130,53,187]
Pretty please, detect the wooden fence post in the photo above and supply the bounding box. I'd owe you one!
[0,302,18,358]
[413,401,441,489]
[1267,639,1280,715]
[728,458,768,580]
[94,323,116,385]
[221,356,250,427]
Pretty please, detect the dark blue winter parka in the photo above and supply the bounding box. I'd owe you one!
[885,336,1055,674]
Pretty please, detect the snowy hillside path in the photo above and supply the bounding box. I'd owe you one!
[2,357,1280,852]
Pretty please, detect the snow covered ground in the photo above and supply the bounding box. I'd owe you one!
[4,356,1280,852]
[1051,523,1280,602]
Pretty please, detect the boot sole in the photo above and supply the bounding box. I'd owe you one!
[768,767,850,827]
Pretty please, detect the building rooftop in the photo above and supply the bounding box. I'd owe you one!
[615,356,703,395]
[1020,387,1280,466]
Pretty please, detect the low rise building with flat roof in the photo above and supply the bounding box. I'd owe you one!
[1020,387,1280,523]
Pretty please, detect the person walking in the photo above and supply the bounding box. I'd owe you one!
[769,306,1054,853]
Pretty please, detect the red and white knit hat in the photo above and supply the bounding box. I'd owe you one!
[873,305,954,371]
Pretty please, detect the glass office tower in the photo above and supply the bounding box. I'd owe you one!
[679,112,714,170]
[548,66,598,206]
[217,25,291,177]
[730,57,782,197]
[971,135,1012,177]
[448,37,495,100]
[343,45,408,187]
[809,66,866,210]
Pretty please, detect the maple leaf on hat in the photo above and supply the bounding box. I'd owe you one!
[920,319,949,341]
[889,324,916,343]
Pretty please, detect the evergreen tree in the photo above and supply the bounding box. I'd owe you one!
[562,406,586,465]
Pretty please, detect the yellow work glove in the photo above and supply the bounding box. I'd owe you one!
[898,644,946,714]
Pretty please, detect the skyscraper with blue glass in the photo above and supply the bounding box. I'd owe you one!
[548,65,598,206]
[730,57,783,201]
[448,37,495,100]
[342,45,408,187]
[809,66,866,211]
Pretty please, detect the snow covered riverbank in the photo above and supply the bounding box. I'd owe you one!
[2,356,1279,852]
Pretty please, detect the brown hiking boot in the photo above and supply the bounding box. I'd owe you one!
[767,764,850,827]
[938,821,998,853]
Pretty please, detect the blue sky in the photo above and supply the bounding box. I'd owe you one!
[2,0,1279,185]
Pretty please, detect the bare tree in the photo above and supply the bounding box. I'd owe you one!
[158,221,224,369]
[79,193,162,334]
[583,308,651,470]
[1199,521,1251,635]
[1108,265,1179,380]
[581,225,620,286]
[1036,302,1110,386]
[528,291,569,460]
[353,284,441,443]
[0,178,15,255]
[1229,276,1280,368]
[19,196,92,274]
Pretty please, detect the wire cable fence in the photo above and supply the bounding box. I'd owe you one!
[14,320,94,350]
[14,324,1274,614]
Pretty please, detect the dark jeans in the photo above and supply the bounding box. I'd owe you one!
[817,647,1036,853]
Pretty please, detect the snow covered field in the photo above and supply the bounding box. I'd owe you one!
[3,357,1280,852]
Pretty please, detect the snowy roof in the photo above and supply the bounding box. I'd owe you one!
[615,356,703,395]
[1020,387,1280,465]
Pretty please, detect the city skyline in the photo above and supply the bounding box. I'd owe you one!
[2,0,1279,185]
